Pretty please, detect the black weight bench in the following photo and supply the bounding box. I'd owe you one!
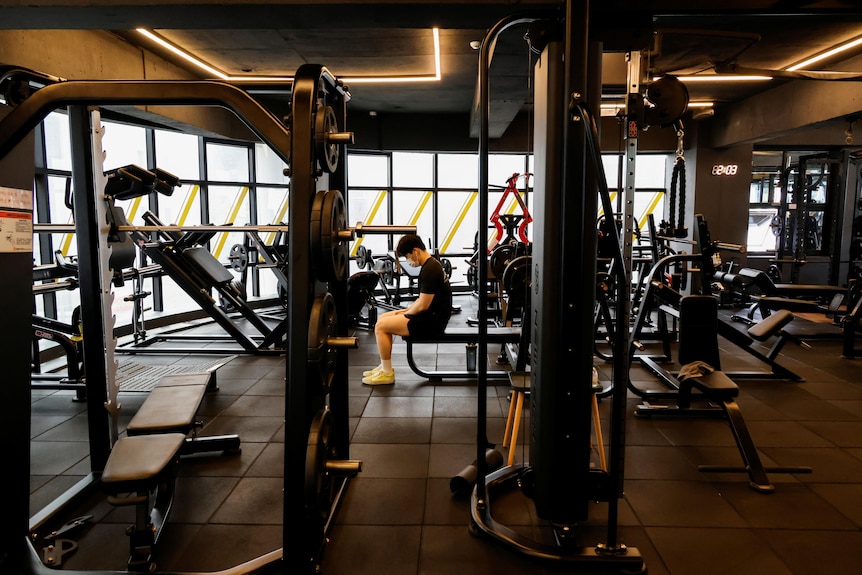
[101,372,240,570]
[403,326,523,381]
[636,296,811,492]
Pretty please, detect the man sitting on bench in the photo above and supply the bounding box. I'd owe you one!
[363,234,452,385]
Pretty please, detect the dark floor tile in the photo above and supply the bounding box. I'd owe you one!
[363,396,434,418]
[625,480,748,527]
[433,395,505,418]
[30,440,89,475]
[171,475,240,523]
[222,394,284,417]
[800,420,862,447]
[719,482,857,529]
[337,477,427,524]
[244,377,285,395]
[349,443,430,478]
[645,526,794,575]
[200,414,283,442]
[431,416,507,444]
[61,523,139,571]
[428,443,482,479]
[209,476,283,524]
[625,445,703,480]
[424,477,473,525]
[351,417,433,443]
[759,528,862,575]
[324,525,421,575]
[763,446,862,483]
[417,524,541,575]
[809,482,862,527]
[161,524,282,572]
[245,442,284,477]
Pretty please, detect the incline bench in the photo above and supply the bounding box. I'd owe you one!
[100,372,240,571]
[403,326,524,381]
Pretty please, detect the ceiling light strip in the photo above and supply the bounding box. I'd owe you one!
[137,27,441,84]
[787,35,862,71]
[136,28,229,79]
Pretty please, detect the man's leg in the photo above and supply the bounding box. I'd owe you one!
[374,314,410,366]
[364,314,410,385]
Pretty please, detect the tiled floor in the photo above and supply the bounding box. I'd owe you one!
[27,294,862,574]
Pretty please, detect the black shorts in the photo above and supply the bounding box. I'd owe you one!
[406,314,447,339]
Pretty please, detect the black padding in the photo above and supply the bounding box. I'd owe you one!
[101,433,186,492]
[127,373,211,435]
[183,246,235,285]
[678,295,721,369]
[678,371,738,408]
[748,309,793,341]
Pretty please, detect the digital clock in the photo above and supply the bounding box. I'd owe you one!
[711,164,739,176]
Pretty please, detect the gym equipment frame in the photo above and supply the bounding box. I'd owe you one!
[0,66,391,575]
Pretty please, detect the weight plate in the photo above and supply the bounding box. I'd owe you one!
[502,255,532,309]
[307,292,338,393]
[489,244,515,279]
[228,244,249,272]
[315,105,339,173]
[440,257,452,277]
[310,189,349,282]
[305,408,335,510]
[357,245,369,270]
[218,279,247,312]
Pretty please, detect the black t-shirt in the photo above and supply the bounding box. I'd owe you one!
[415,256,452,325]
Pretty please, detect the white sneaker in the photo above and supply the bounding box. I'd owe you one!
[363,364,384,377]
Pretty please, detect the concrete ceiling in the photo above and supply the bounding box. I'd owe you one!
[2,1,862,139]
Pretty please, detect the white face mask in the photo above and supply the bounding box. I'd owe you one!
[406,252,420,267]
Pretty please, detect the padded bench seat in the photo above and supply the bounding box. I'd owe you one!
[678,370,738,408]
[402,327,524,381]
[127,373,212,436]
[403,326,521,344]
[747,309,793,341]
[101,433,186,497]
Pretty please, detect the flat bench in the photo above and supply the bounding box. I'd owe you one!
[403,326,523,381]
[101,371,240,570]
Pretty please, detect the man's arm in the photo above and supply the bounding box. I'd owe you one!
[404,292,434,315]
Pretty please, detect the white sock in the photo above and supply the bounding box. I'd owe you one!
[382,359,393,373]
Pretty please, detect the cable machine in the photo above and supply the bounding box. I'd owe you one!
[468,3,644,570]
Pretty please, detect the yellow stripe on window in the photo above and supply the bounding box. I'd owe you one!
[264,192,290,245]
[213,186,249,259]
[409,191,432,226]
[439,191,477,254]
[350,190,387,257]
[638,190,664,232]
[176,184,200,226]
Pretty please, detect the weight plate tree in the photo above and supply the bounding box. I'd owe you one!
[285,64,360,574]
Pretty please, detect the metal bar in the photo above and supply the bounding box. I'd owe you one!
[0,80,293,166]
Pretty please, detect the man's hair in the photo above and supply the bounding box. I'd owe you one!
[396,234,426,257]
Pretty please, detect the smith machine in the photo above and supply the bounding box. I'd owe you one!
[0,65,412,574]
[467,3,656,572]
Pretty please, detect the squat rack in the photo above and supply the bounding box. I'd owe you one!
[0,66,413,575]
